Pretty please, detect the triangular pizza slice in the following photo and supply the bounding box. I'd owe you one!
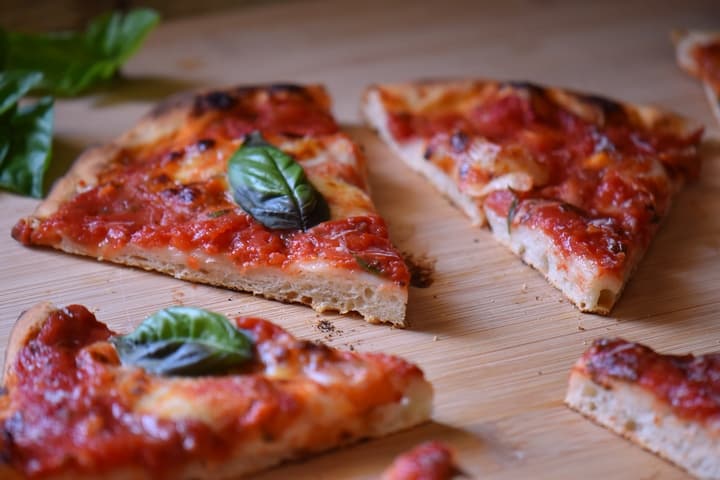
[0,302,432,479]
[13,84,409,325]
[363,80,701,314]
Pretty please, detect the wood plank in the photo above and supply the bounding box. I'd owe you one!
[1,0,719,478]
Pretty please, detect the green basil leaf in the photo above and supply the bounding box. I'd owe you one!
[0,70,43,115]
[228,131,330,230]
[506,188,519,234]
[353,254,384,276]
[0,96,54,198]
[110,306,254,376]
[1,9,159,96]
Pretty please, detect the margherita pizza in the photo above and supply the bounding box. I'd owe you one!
[565,338,719,479]
[674,30,720,125]
[363,80,702,314]
[0,302,432,479]
[13,84,410,325]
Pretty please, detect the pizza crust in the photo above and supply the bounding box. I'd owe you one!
[17,85,409,326]
[363,88,486,225]
[565,370,720,479]
[0,303,433,479]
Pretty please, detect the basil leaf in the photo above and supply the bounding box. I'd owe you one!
[1,9,159,96]
[0,96,54,198]
[110,307,254,376]
[506,188,519,234]
[0,70,42,115]
[228,131,330,230]
[353,254,384,276]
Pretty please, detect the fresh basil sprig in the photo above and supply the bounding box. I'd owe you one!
[0,8,160,96]
[228,131,330,230]
[111,307,254,376]
[0,71,53,198]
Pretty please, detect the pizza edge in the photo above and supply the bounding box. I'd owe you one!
[17,85,409,326]
[565,361,720,479]
[673,29,720,126]
[361,80,699,314]
[0,302,433,479]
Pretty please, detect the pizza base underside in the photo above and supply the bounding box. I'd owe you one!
[41,236,407,325]
[0,303,432,479]
[18,88,408,326]
[363,89,636,315]
[565,371,720,479]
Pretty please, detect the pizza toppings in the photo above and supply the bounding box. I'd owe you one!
[0,303,432,477]
[13,84,411,324]
[691,38,720,92]
[577,338,720,422]
[381,441,462,480]
[227,131,330,231]
[364,80,701,313]
[111,307,254,376]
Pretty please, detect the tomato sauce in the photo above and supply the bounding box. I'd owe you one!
[12,86,408,286]
[385,83,701,274]
[582,338,720,422]
[693,40,720,91]
[1,306,424,477]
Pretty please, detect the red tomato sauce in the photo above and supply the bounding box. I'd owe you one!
[385,83,701,274]
[693,40,720,91]
[12,87,407,285]
[582,338,720,422]
[2,306,233,477]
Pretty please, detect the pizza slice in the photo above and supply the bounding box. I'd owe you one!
[674,30,720,125]
[381,441,462,480]
[565,338,720,479]
[0,302,433,479]
[363,80,702,314]
[13,84,410,325]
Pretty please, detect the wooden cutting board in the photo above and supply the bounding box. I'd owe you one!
[2,0,719,478]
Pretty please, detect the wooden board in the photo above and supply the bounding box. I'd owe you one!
[2,0,720,478]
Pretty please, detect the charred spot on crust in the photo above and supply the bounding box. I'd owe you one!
[268,83,307,95]
[402,252,436,288]
[193,91,237,115]
[579,94,624,116]
[196,138,216,151]
[502,80,547,96]
[423,146,434,160]
[450,131,469,152]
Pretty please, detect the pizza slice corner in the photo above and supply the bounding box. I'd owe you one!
[0,301,433,479]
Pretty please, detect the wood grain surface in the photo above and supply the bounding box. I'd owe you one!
[2,0,720,478]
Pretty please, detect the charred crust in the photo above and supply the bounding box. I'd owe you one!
[0,426,13,464]
[450,131,469,152]
[268,83,308,95]
[196,138,216,151]
[193,90,237,115]
[578,93,624,116]
[502,80,547,96]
